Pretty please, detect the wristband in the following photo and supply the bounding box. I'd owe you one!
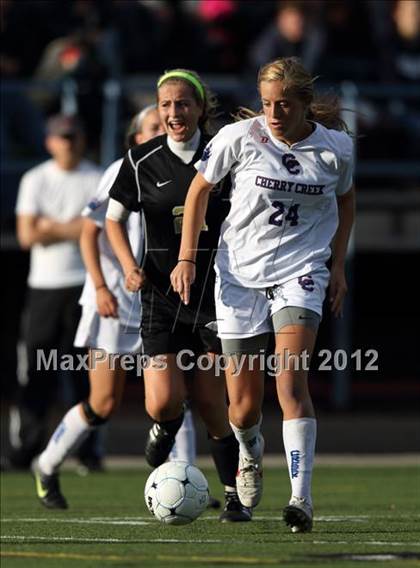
[178,259,196,265]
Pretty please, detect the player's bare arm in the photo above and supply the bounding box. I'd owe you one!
[80,218,118,318]
[105,217,145,292]
[170,171,215,305]
[37,216,84,242]
[16,214,82,248]
[330,185,356,317]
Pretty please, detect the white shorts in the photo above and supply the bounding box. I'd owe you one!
[74,306,142,354]
[215,267,329,339]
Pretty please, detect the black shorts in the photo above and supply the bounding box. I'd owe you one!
[141,284,221,357]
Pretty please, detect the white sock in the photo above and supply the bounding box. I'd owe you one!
[38,405,92,475]
[170,408,196,464]
[282,417,317,505]
[230,415,262,460]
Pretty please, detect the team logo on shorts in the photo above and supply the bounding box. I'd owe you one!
[87,198,101,211]
[298,274,315,292]
[282,153,301,175]
[201,143,212,161]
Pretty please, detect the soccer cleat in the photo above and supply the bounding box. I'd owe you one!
[219,491,252,522]
[283,496,313,533]
[31,458,68,510]
[236,435,264,508]
[145,423,176,468]
[207,495,221,509]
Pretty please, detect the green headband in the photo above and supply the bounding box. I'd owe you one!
[157,71,205,101]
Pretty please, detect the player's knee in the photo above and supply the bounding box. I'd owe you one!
[229,401,260,429]
[276,374,308,404]
[82,400,111,426]
[145,398,183,422]
[194,395,226,422]
[97,395,119,418]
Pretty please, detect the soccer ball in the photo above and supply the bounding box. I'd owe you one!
[144,461,209,525]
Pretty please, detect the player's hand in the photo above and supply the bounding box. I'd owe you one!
[37,216,54,232]
[329,263,348,318]
[170,261,196,305]
[96,287,118,318]
[125,266,146,292]
[36,216,57,245]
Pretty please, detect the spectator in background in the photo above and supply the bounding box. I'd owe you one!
[1,0,58,78]
[9,115,103,470]
[356,0,420,166]
[320,0,383,82]
[387,0,420,156]
[111,1,167,74]
[34,34,108,157]
[30,106,163,509]
[248,1,325,75]
[390,0,420,83]
[193,0,241,72]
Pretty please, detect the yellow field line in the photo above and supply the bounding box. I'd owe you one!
[1,551,134,561]
[1,551,281,564]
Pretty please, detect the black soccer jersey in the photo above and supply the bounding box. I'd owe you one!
[109,133,230,310]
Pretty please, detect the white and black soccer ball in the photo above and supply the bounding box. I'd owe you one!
[144,461,209,525]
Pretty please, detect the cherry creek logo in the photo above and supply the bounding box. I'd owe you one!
[282,153,301,175]
[298,274,315,292]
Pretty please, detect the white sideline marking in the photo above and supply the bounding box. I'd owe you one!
[1,535,419,547]
[313,541,420,547]
[2,513,419,524]
[346,555,405,561]
[0,535,223,544]
[0,518,150,526]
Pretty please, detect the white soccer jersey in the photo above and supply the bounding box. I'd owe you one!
[16,159,102,288]
[78,158,143,328]
[195,116,354,288]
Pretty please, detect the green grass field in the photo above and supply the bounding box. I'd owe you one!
[1,464,419,568]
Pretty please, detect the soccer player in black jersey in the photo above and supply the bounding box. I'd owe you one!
[106,69,251,522]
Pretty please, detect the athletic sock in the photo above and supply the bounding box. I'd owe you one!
[282,417,317,505]
[229,416,262,460]
[156,412,184,437]
[38,405,92,475]
[170,407,196,464]
[208,433,239,488]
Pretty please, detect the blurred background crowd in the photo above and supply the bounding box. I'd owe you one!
[2,0,420,166]
[1,0,419,463]
[2,0,419,80]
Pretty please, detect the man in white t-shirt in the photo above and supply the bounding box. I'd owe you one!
[9,114,102,469]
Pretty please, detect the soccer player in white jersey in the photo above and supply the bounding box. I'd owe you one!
[31,106,164,509]
[171,57,355,533]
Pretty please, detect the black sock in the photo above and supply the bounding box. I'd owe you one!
[155,412,184,437]
[208,433,239,488]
